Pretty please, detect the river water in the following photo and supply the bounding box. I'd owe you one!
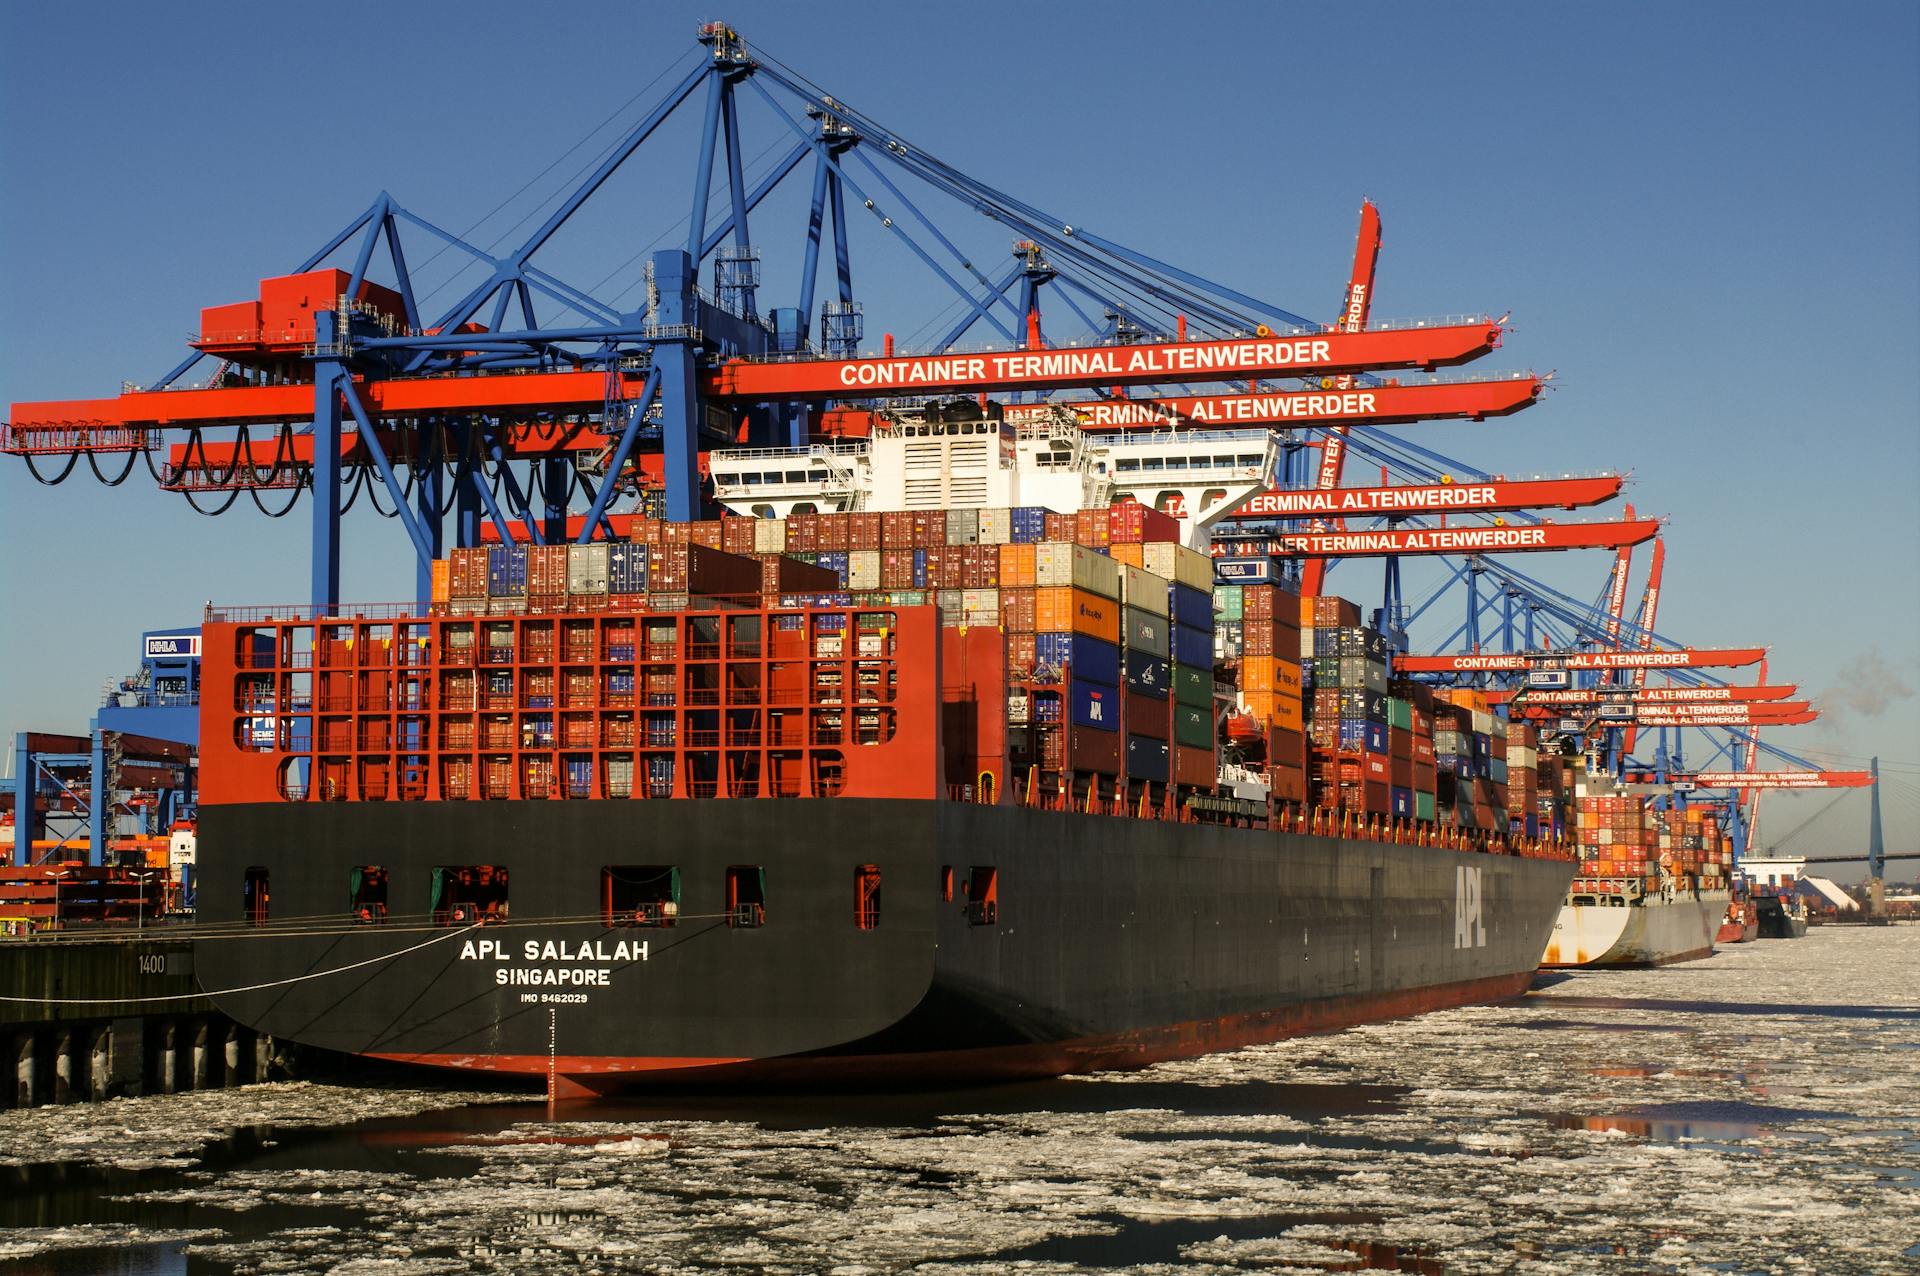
[1,925,1914,1274]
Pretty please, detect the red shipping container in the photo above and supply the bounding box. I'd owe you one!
[1044,512,1077,542]
[849,512,883,550]
[1269,762,1307,804]
[1174,744,1215,787]
[688,521,724,550]
[881,550,916,590]
[1107,501,1178,544]
[1074,509,1111,548]
[1000,588,1036,633]
[882,511,914,547]
[722,517,756,556]
[1068,724,1122,774]
[912,512,945,548]
[450,547,489,599]
[1008,632,1037,671]
[816,513,850,551]
[1125,690,1170,737]
[528,545,570,596]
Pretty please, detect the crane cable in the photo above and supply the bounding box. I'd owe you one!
[0,921,481,1006]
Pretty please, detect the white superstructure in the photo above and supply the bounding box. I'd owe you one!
[708,403,1277,549]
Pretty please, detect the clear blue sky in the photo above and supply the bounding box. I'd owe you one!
[3,1,1916,870]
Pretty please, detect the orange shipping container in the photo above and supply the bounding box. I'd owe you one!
[1034,588,1119,642]
[1109,541,1144,569]
[431,559,452,605]
[1245,689,1304,733]
[998,543,1037,588]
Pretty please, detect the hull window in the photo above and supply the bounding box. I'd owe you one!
[350,866,389,923]
[604,865,681,927]
[965,866,998,926]
[433,865,509,926]
[726,865,766,928]
[855,864,881,929]
[243,867,270,926]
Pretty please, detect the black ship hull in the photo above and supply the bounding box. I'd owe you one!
[194,800,1573,1094]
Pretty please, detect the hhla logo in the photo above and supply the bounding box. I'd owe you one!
[1455,865,1486,949]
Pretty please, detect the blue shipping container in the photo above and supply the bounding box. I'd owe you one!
[1126,734,1170,782]
[1213,556,1273,584]
[816,551,850,585]
[1010,507,1049,543]
[1035,633,1120,686]
[1071,681,1120,732]
[913,549,929,588]
[1171,584,1213,630]
[1123,650,1169,696]
[607,543,650,595]
[1391,786,1413,817]
[1337,719,1390,754]
[1172,623,1213,668]
[487,544,528,597]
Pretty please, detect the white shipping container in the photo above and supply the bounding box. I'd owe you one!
[753,518,787,554]
[848,549,882,591]
[962,588,1000,623]
[1034,542,1122,599]
[1472,709,1494,736]
[1141,541,1213,591]
[566,543,611,594]
[945,508,979,544]
[814,636,843,657]
[977,508,1011,545]
[1119,564,1169,616]
[1300,626,1316,658]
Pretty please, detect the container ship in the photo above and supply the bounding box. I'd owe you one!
[1542,781,1732,967]
[190,406,1575,1095]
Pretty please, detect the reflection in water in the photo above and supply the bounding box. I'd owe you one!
[0,928,1914,1273]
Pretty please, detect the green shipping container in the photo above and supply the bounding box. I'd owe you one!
[1173,665,1212,708]
[1388,697,1413,730]
[1174,703,1213,748]
[1415,791,1437,822]
[1215,585,1243,621]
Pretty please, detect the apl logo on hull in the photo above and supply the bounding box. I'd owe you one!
[1455,865,1486,949]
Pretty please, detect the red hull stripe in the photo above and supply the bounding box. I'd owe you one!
[367,969,1535,1097]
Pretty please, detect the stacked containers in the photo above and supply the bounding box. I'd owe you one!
[1120,563,1170,784]
[1304,623,1389,816]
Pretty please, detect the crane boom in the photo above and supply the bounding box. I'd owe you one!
[997,373,1540,431]
[1622,534,1665,752]
[1302,199,1384,597]
[1398,647,1768,672]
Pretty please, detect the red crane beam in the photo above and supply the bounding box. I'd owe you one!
[1398,647,1768,672]
[998,373,1541,431]
[1256,517,1657,559]
[1485,684,1800,705]
[1690,771,1872,790]
[704,321,1503,400]
[1221,475,1620,521]
[1514,702,1815,725]
[6,370,639,435]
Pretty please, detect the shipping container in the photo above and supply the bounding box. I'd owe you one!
[1071,681,1120,732]
[1174,703,1213,748]
[1123,649,1169,696]
[1119,564,1170,615]
[566,543,611,595]
[1144,541,1216,591]
[1036,632,1120,685]
[1125,688,1171,736]
[606,543,650,595]
[1170,583,1212,630]
[487,544,529,598]
[1126,734,1170,782]
[1122,607,1170,657]
[1035,542,1122,598]
[1034,588,1120,643]
[1010,506,1049,543]
[1171,623,1212,669]
[1173,665,1212,708]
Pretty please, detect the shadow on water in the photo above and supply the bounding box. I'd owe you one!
[1527,994,1920,1022]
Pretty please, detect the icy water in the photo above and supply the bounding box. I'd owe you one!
[1,927,1915,1275]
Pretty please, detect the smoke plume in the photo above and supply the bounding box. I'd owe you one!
[1813,648,1917,730]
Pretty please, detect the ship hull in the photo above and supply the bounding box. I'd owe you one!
[194,800,1573,1093]
[1540,884,1729,967]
